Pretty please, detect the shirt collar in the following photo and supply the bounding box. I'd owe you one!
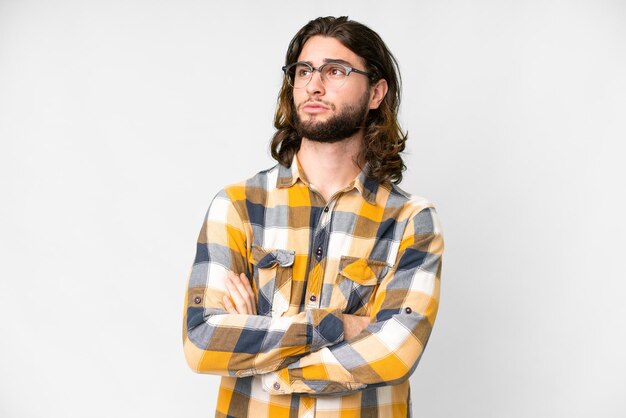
[276,153,379,205]
[276,153,304,188]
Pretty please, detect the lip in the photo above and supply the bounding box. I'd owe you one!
[302,102,329,113]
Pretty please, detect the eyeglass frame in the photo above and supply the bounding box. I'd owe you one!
[281,61,373,89]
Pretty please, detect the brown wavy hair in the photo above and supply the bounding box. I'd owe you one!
[271,16,407,185]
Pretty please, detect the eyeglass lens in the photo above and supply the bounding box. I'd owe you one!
[287,63,349,89]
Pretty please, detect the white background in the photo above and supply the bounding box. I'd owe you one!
[1,0,625,417]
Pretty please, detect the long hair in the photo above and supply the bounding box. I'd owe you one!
[271,16,407,185]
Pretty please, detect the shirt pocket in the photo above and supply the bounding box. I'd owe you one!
[330,256,390,315]
[251,244,295,317]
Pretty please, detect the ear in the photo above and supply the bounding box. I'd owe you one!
[368,79,388,110]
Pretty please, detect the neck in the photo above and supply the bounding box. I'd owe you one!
[296,131,364,202]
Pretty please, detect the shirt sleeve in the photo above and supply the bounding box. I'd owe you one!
[182,189,345,377]
[261,205,444,395]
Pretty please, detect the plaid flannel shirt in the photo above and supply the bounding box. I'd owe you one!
[183,155,444,418]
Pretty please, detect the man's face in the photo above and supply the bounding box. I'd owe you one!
[293,36,374,143]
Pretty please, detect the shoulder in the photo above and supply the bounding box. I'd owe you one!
[379,181,437,214]
[218,164,281,202]
[204,164,280,222]
[380,182,443,235]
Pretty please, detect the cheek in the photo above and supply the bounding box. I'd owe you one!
[292,90,307,108]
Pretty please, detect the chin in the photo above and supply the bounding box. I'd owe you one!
[301,112,328,121]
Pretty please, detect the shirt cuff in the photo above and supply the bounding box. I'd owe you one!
[261,367,366,396]
[262,370,292,395]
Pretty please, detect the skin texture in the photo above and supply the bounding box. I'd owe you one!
[294,88,370,143]
[223,271,256,315]
[294,36,388,202]
[224,36,391,340]
[293,36,387,134]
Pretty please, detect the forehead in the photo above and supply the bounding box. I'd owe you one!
[297,35,365,68]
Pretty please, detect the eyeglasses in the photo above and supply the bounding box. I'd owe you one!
[282,61,372,89]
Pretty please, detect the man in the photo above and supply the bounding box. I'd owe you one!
[183,16,444,418]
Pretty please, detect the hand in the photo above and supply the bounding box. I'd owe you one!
[343,314,370,340]
[223,271,257,315]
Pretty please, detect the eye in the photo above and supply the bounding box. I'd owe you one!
[295,65,312,78]
[325,64,347,79]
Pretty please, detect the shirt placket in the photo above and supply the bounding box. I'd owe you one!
[304,191,339,310]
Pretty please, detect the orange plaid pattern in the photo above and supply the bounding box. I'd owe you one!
[183,156,444,417]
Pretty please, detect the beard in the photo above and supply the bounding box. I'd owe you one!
[294,90,370,143]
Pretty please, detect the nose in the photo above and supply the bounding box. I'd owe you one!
[305,68,325,96]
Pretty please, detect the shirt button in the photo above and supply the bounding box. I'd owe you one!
[309,295,317,302]
[323,206,329,212]
[273,382,280,390]
[315,247,323,261]
[405,307,412,314]
[194,297,202,304]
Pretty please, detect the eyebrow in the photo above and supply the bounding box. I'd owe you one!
[300,58,356,67]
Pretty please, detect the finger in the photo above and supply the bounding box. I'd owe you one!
[225,270,237,285]
[239,273,256,313]
[231,273,253,314]
[240,273,255,300]
[224,271,233,291]
[225,276,249,314]
[223,295,237,314]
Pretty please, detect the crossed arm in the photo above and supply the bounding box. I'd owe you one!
[183,190,443,394]
[223,271,370,340]
[261,206,443,395]
[183,190,349,377]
